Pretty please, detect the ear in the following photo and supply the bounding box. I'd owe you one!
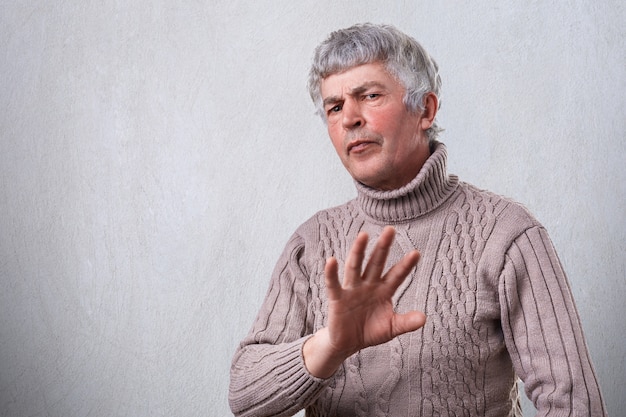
[419,92,438,130]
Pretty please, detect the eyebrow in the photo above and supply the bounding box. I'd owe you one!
[322,81,387,108]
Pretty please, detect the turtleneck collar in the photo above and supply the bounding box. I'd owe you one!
[354,141,459,223]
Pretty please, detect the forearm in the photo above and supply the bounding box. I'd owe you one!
[229,337,327,417]
[229,232,328,416]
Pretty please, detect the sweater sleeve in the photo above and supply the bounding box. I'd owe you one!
[228,232,328,417]
[499,226,607,416]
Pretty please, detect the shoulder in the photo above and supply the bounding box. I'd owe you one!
[451,183,558,285]
[456,181,541,229]
[448,181,547,259]
[284,199,364,268]
[293,199,360,240]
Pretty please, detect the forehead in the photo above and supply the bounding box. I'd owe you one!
[320,62,402,100]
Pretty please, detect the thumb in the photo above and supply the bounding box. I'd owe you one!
[392,311,427,336]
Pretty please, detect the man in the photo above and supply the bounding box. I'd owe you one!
[229,23,606,416]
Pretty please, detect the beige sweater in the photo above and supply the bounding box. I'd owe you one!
[229,142,606,417]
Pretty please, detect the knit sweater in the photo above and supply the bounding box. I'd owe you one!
[229,142,606,417]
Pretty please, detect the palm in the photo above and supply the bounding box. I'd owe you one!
[327,284,397,352]
[324,226,425,357]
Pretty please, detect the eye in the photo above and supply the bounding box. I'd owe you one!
[327,104,342,114]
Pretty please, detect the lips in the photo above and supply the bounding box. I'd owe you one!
[345,130,383,154]
[347,140,376,153]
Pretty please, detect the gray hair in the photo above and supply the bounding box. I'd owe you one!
[308,23,443,142]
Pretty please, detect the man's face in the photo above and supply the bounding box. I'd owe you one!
[320,62,433,191]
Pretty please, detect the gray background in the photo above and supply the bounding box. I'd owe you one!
[1,1,624,416]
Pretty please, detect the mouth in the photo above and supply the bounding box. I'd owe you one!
[347,139,377,154]
[345,129,382,154]
[347,140,373,153]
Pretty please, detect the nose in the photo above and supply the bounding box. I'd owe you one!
[341,100,364,129]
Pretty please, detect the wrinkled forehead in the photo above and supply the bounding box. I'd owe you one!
[320,62,403,103]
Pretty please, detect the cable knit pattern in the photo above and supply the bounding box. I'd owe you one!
[229,142,606,417]
[419,188,501,415]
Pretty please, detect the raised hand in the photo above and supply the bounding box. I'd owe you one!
[302,226,426,378]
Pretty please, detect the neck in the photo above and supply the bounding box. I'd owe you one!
[354,141,458,222]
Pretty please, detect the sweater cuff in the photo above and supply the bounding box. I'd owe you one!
[230,337,329,416]
[274,336,328,404]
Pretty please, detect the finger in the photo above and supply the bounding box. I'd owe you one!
[362,226,396,281]
[324,257,341,299]
[343,232,369,287]
[324,257,339,288]
[382,249,420,292]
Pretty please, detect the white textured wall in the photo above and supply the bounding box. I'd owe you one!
[1,2,624,416]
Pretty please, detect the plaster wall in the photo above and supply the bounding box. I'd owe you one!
[1,1,624,416]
